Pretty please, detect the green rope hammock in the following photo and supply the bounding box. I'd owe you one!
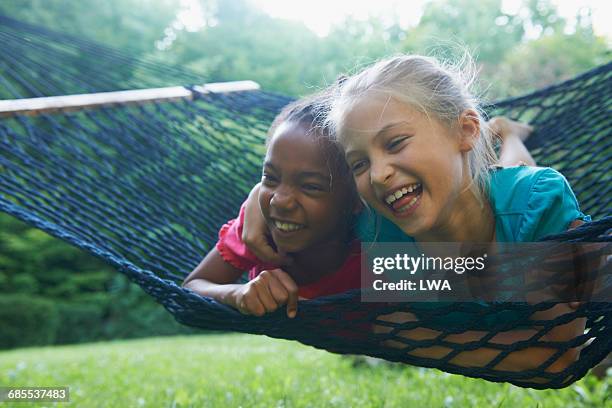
[0,15,610,389]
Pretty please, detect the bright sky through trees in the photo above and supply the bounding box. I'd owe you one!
[249,0,611,38]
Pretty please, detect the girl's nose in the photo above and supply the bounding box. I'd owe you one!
[369,159,394,186]
[270,190,297,211]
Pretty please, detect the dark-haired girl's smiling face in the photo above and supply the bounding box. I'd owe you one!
[258,121,353,254]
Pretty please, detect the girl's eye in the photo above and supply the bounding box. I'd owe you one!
[386,136,409,151]
[351,160,368,174]
[303,183,324,192]
[262,174,278,184]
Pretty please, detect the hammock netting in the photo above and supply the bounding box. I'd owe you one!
[0,15,610,389]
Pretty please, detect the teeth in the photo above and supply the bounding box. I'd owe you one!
[397,196,419,212]
[274,220,303,232]
[385,183,421,204]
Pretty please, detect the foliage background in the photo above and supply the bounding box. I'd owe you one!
[0,0,609,348]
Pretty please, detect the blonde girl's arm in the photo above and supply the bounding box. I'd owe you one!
[241,183,293,265]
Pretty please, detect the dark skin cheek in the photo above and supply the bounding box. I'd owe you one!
[262,180,353,236]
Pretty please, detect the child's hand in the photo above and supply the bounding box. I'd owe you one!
[242,183,293,265]
[232,269,299,318]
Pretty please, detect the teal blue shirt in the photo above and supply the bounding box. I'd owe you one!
[356,166,590,329]
[357,166,589,244]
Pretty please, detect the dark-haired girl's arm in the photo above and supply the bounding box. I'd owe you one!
[183,248,246,308]
[183,249,298,318]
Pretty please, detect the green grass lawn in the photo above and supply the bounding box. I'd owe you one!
[0,334,609,407]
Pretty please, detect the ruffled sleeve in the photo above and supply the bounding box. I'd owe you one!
[215,202,265,272]
[517,167,589,241]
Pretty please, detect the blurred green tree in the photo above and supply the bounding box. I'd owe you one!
[0,0,178,54]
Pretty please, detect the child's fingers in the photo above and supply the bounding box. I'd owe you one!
[238,295,265,316]
[285,289,298,319]
[270,269,299,318]
[262,271,291,307]
[241,182,292,265]
[252,277,280,313]
[257,270,293,311]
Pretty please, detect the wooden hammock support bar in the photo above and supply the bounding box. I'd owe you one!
[0,80,261,117]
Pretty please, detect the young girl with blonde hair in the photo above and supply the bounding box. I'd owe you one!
[242,54,590,378]
[326,54,589,376]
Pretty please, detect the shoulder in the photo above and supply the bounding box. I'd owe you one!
[489,166,588,241]
[355,210,414,243]
[489,166,572,212]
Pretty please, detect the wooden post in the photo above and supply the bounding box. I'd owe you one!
[0,80,260,117]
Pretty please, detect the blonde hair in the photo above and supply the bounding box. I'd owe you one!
[327,54,498,204]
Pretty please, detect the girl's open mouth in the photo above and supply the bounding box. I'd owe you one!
[384,183,422,215]
[272,219,305,234]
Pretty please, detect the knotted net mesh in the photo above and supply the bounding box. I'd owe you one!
[0,15,610,388]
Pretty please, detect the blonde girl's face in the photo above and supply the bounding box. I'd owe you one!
[339,94,472,238]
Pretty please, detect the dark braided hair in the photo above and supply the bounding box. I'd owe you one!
[266,91,330,142]
[265,89,355,195]
[267,75,348,142]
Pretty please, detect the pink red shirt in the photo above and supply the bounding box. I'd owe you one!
[215,203,361,299]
